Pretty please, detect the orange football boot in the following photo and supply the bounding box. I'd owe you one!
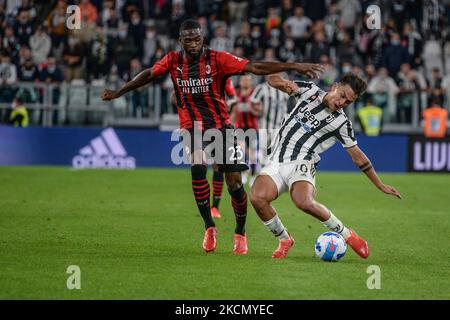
[345,228,370,259]
[211,207,221,218]
[233,234,248,254]
[203,227,217,253]
[272,233,295,258]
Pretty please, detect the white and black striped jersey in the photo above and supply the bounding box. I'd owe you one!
[269,81,357,164]
[250,82,289,130]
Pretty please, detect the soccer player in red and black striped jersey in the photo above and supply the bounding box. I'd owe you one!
[232,75,259,186]
[101,19,323,254]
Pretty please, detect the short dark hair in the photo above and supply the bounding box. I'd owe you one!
[340,73,367,96]
[179,19,201,34]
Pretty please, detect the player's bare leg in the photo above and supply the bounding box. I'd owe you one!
[225,171,248,254]
[211,163,223,218]
[290,181,369,259]
[250,175,295,258]
[190,150,216,253]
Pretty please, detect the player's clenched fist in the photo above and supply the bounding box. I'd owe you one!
[101,89,118,101]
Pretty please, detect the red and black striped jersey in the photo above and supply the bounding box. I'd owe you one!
[235,91,259,130]
[152,48,249,130]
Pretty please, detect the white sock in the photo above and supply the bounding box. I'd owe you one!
[263,214,290,240]
[321,211,351,239]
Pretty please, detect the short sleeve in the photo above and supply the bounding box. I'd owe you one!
[217,51,249,75]
[152,52,173,78]
[250,84,264,103]
[338,120,358,149]
[225,78,236,97]
[291,81,315,97]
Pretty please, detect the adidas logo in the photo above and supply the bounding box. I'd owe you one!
[72,128,136,169]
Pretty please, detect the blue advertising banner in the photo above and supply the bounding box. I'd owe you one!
[0,125,408,172]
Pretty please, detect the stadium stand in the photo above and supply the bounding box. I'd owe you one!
[0,0,449,132]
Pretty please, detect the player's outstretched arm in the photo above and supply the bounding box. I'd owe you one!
[101,68,154,100]
[244,61,324,79]
[346,145,402,199]
[267,74,300,95]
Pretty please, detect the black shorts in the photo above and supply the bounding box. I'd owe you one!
[181,125,249,173]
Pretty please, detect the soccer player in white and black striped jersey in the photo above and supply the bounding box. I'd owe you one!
[250,73,402,259]
[250,76,290,167]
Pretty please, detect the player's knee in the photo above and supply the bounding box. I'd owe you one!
[294,198,315,213]
[250,192,268,211]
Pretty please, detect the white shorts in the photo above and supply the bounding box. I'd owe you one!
[260,160,317,195]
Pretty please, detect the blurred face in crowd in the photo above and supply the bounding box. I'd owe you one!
[19,11,29,23]
[314,31,325,43]
[294,7,303,17]
[390,33,400,45]
[400,63,411,75]
[325,83,358,111]
[179,28,204,59]
[240,22,250,36]
[47,57,57,71]
[5,27,14,37]
[130,58,141,70]
[239,75,253,91]
[131,12,141,25]
[378,67,388,79]
[1,56,10,64]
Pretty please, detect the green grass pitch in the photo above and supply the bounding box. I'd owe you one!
[0,166,449,299]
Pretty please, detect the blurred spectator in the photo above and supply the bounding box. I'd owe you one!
[29,25,51,65]
[228,0,248,23]
[357,96,383,136]
[72,11,97,46]
[79,0,98,23]
[13,9,34,46]
[367,67,399,121]
[234,22,253,57]
[423,97,448,138]
[278,36,301,63]
[283,7,311,55]
[39,56,63,107]
[62,35,84,82]
[46,0,68,53]
[423,40,444,82]
[427,67,445,106]
[142,25,157,67]
[337,0,361,33]
[87,25,109,81]
[2,25,20,61]
[306,31,329,63]
[280,0,293,22]
[383,32,409,78]
[100,0,115,27]
[113,23,138,75]
[402,22,423,69]
[128,11,145,59]
[423,0,445,39]
[318,54,338,91]
[17,57,39,82]
[0,54,17,103]
[336,31,359,67]
[265,7,281,36]
[8,96,29,127]
[124,58,148,118]
[210,25,233,52]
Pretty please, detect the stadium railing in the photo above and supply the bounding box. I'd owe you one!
[1,82,449,133]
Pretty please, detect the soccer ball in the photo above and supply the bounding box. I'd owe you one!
[315,232,347,262]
